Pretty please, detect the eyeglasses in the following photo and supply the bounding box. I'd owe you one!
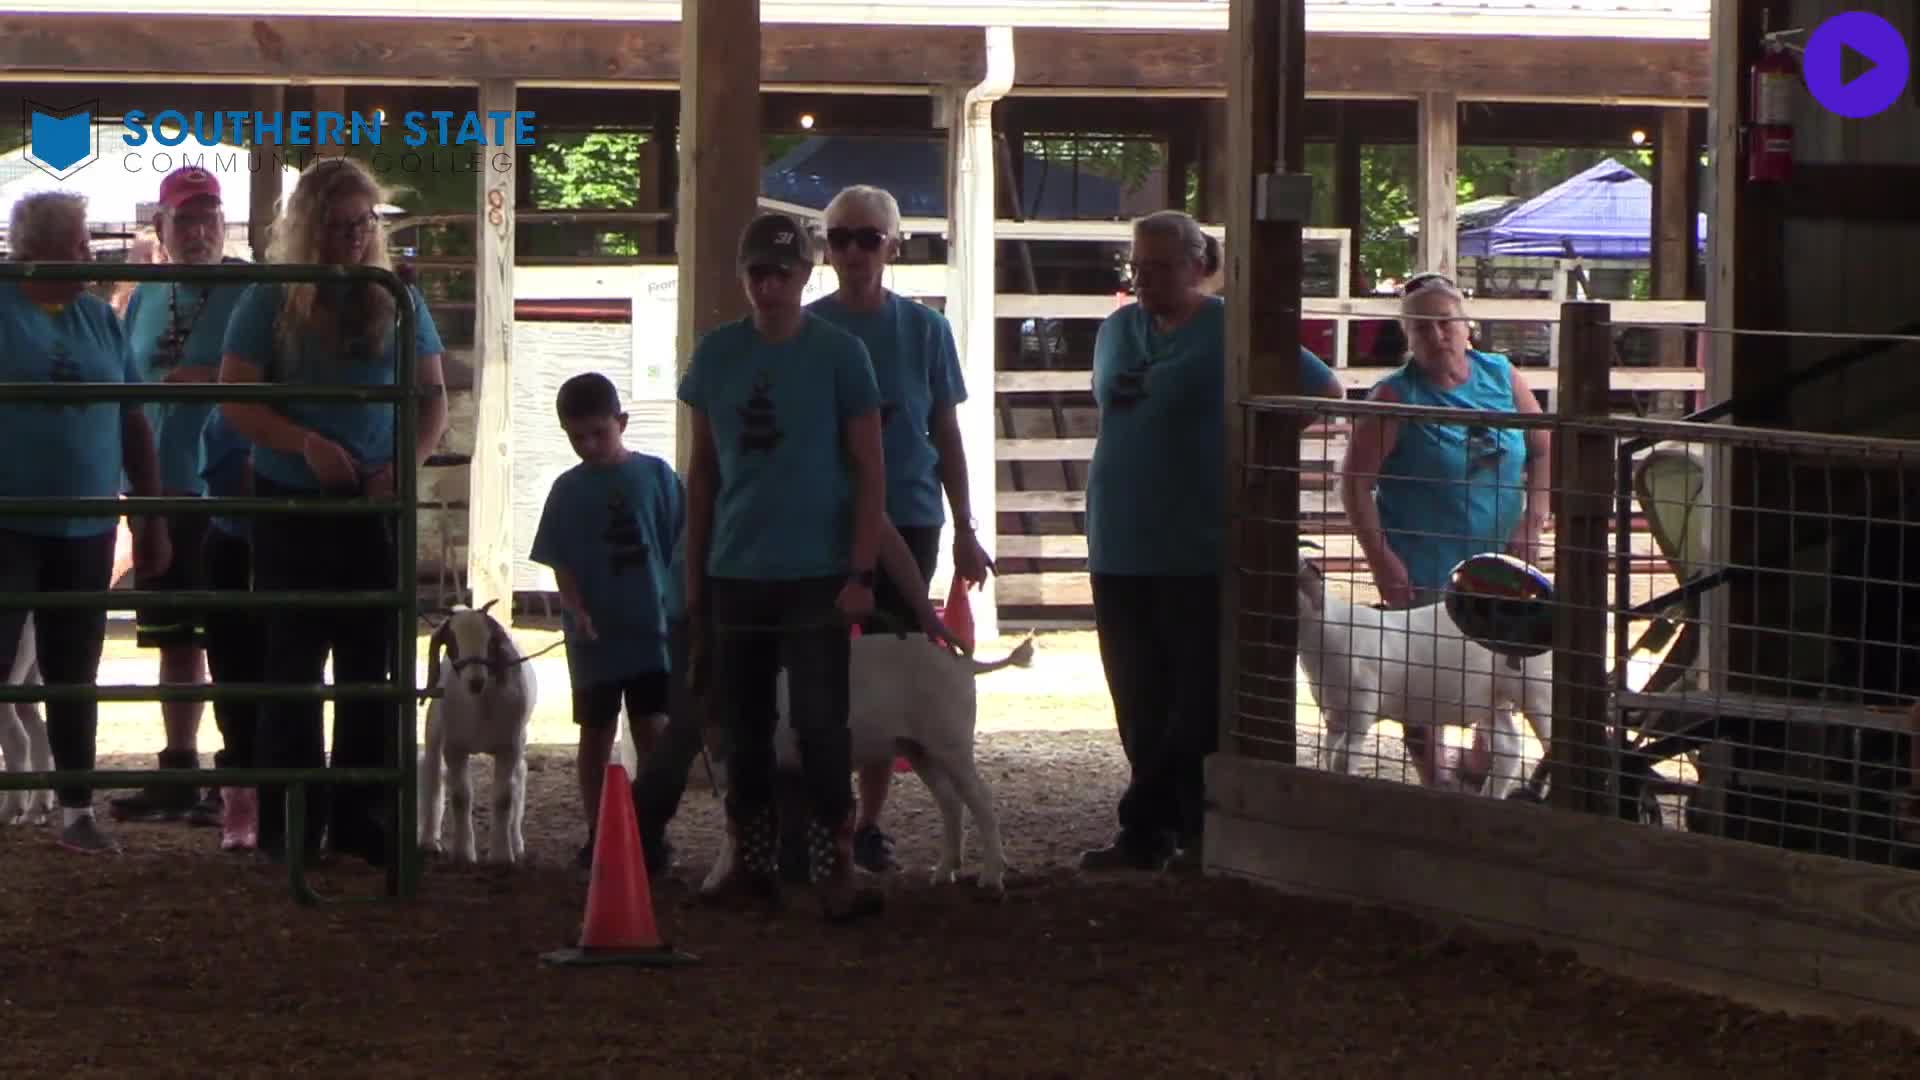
[746,263,792,283]
[826,226,887,252]
[1465,424,1506,474]
[1401,271,1457,296]
[324,212,377,239]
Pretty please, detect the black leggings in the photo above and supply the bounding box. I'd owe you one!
[1091,573,1221,849]
[0,527,114,808]
[201,525,266,773]
[251,475,398,857]
[710,576,854,830]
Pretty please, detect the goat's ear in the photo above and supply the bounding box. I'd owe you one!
[1294,559,1326,615]
[487,621,510,667]
[425,622,449,691]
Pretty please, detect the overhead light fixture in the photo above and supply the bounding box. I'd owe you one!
[799,113,816,130]
[1630,129,1647,145]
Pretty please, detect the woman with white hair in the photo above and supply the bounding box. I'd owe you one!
[805,183,989,876]
[218,157,450,866]
[0,190,169,854]
[1080,209,1342,874]
[1339,271,1550,786]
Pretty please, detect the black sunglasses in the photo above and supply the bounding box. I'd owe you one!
[1401,271,1457,296]
[746,263,792,282]
[826,226,887,252]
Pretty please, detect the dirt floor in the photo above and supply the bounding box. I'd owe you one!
[4,627,1919,1075]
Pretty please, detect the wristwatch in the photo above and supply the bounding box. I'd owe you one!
[850,567,876,588]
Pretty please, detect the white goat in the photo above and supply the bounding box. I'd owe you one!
[1294,556,1552,799]
[0,614,52,826]
[418,601,538,865]
[679,631,1036,893]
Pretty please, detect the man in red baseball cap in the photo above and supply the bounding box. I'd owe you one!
[109,164,260,846]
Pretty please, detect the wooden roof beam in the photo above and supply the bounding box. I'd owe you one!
[0,17,1706,102]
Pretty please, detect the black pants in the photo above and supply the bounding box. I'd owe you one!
[862,524,942,634]
[0,528,114,808]
[710,576,853,830]
[251,475,399,857]
[1091,573,1221,852]
[631,617,707,859]
[201,525,265,773]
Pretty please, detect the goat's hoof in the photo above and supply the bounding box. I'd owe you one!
[929,865,960,887]
[977,868,1008,893]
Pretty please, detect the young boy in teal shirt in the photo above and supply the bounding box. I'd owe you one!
[529,372,684,868]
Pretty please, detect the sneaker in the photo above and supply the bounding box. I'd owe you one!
[220,788,258,852]
[107,750,200,823]
[58,814,119,854]
[1078,831,1175,873]
[851,824,899,873]
[188,789,224,829]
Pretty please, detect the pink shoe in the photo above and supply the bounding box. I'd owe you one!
[220,787,258,852]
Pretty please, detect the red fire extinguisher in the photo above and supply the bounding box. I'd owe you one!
[1746,36,1797,183]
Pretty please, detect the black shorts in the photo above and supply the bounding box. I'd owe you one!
[134,510,211,650]
[573,669,670,731]
[865,524,942,632]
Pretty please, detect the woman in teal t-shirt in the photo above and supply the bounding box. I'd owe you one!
[216,157,450,866]
[1338,272,1552,786]
[1080,210,1342,874]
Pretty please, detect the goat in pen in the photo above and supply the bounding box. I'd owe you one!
[1293,552,1552,799]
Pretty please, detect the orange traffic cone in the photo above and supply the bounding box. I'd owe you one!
[945,573,977,653]
[540,763,698,968]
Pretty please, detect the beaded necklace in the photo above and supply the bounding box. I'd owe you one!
[159,282,211,370]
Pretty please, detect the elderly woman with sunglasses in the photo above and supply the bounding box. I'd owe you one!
[804,184,988,877]
[1338,272,1550,778]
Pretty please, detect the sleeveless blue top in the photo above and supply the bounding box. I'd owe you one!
[1371,350,1530,593]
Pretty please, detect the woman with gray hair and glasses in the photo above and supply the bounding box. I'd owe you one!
[1079,209,1342,874]
[1338,271,1551,785]
[0,190,169,854]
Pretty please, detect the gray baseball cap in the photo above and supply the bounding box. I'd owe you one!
[737,212,812,270]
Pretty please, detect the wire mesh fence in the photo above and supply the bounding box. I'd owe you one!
[1231,308,1920,876]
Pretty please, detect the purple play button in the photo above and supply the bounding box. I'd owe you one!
[1804,12,1910,118]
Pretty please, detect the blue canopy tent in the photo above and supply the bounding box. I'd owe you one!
[761,135,1127,219]
[1457,157,1707,261]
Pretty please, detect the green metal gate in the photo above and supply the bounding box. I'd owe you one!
[0,261,427,905]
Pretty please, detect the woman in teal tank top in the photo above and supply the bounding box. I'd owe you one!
[1341,273,1551,607]
[1338,274,1551,790]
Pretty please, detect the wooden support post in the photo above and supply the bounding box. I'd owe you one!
[946,28,1014,643]
[1220,0,1307,762]
[640,95,678,257]
[247,84,284,261]
[1550,301,1613,815]
[310,85,347,156]
[1416,90,1458,278]
[1650,106,1692,412]
[1334,104,1365,300]
[1166,119,1197,214]
[676,0,762,475]
[466,78,518,622]
[1198,98,1230,225]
